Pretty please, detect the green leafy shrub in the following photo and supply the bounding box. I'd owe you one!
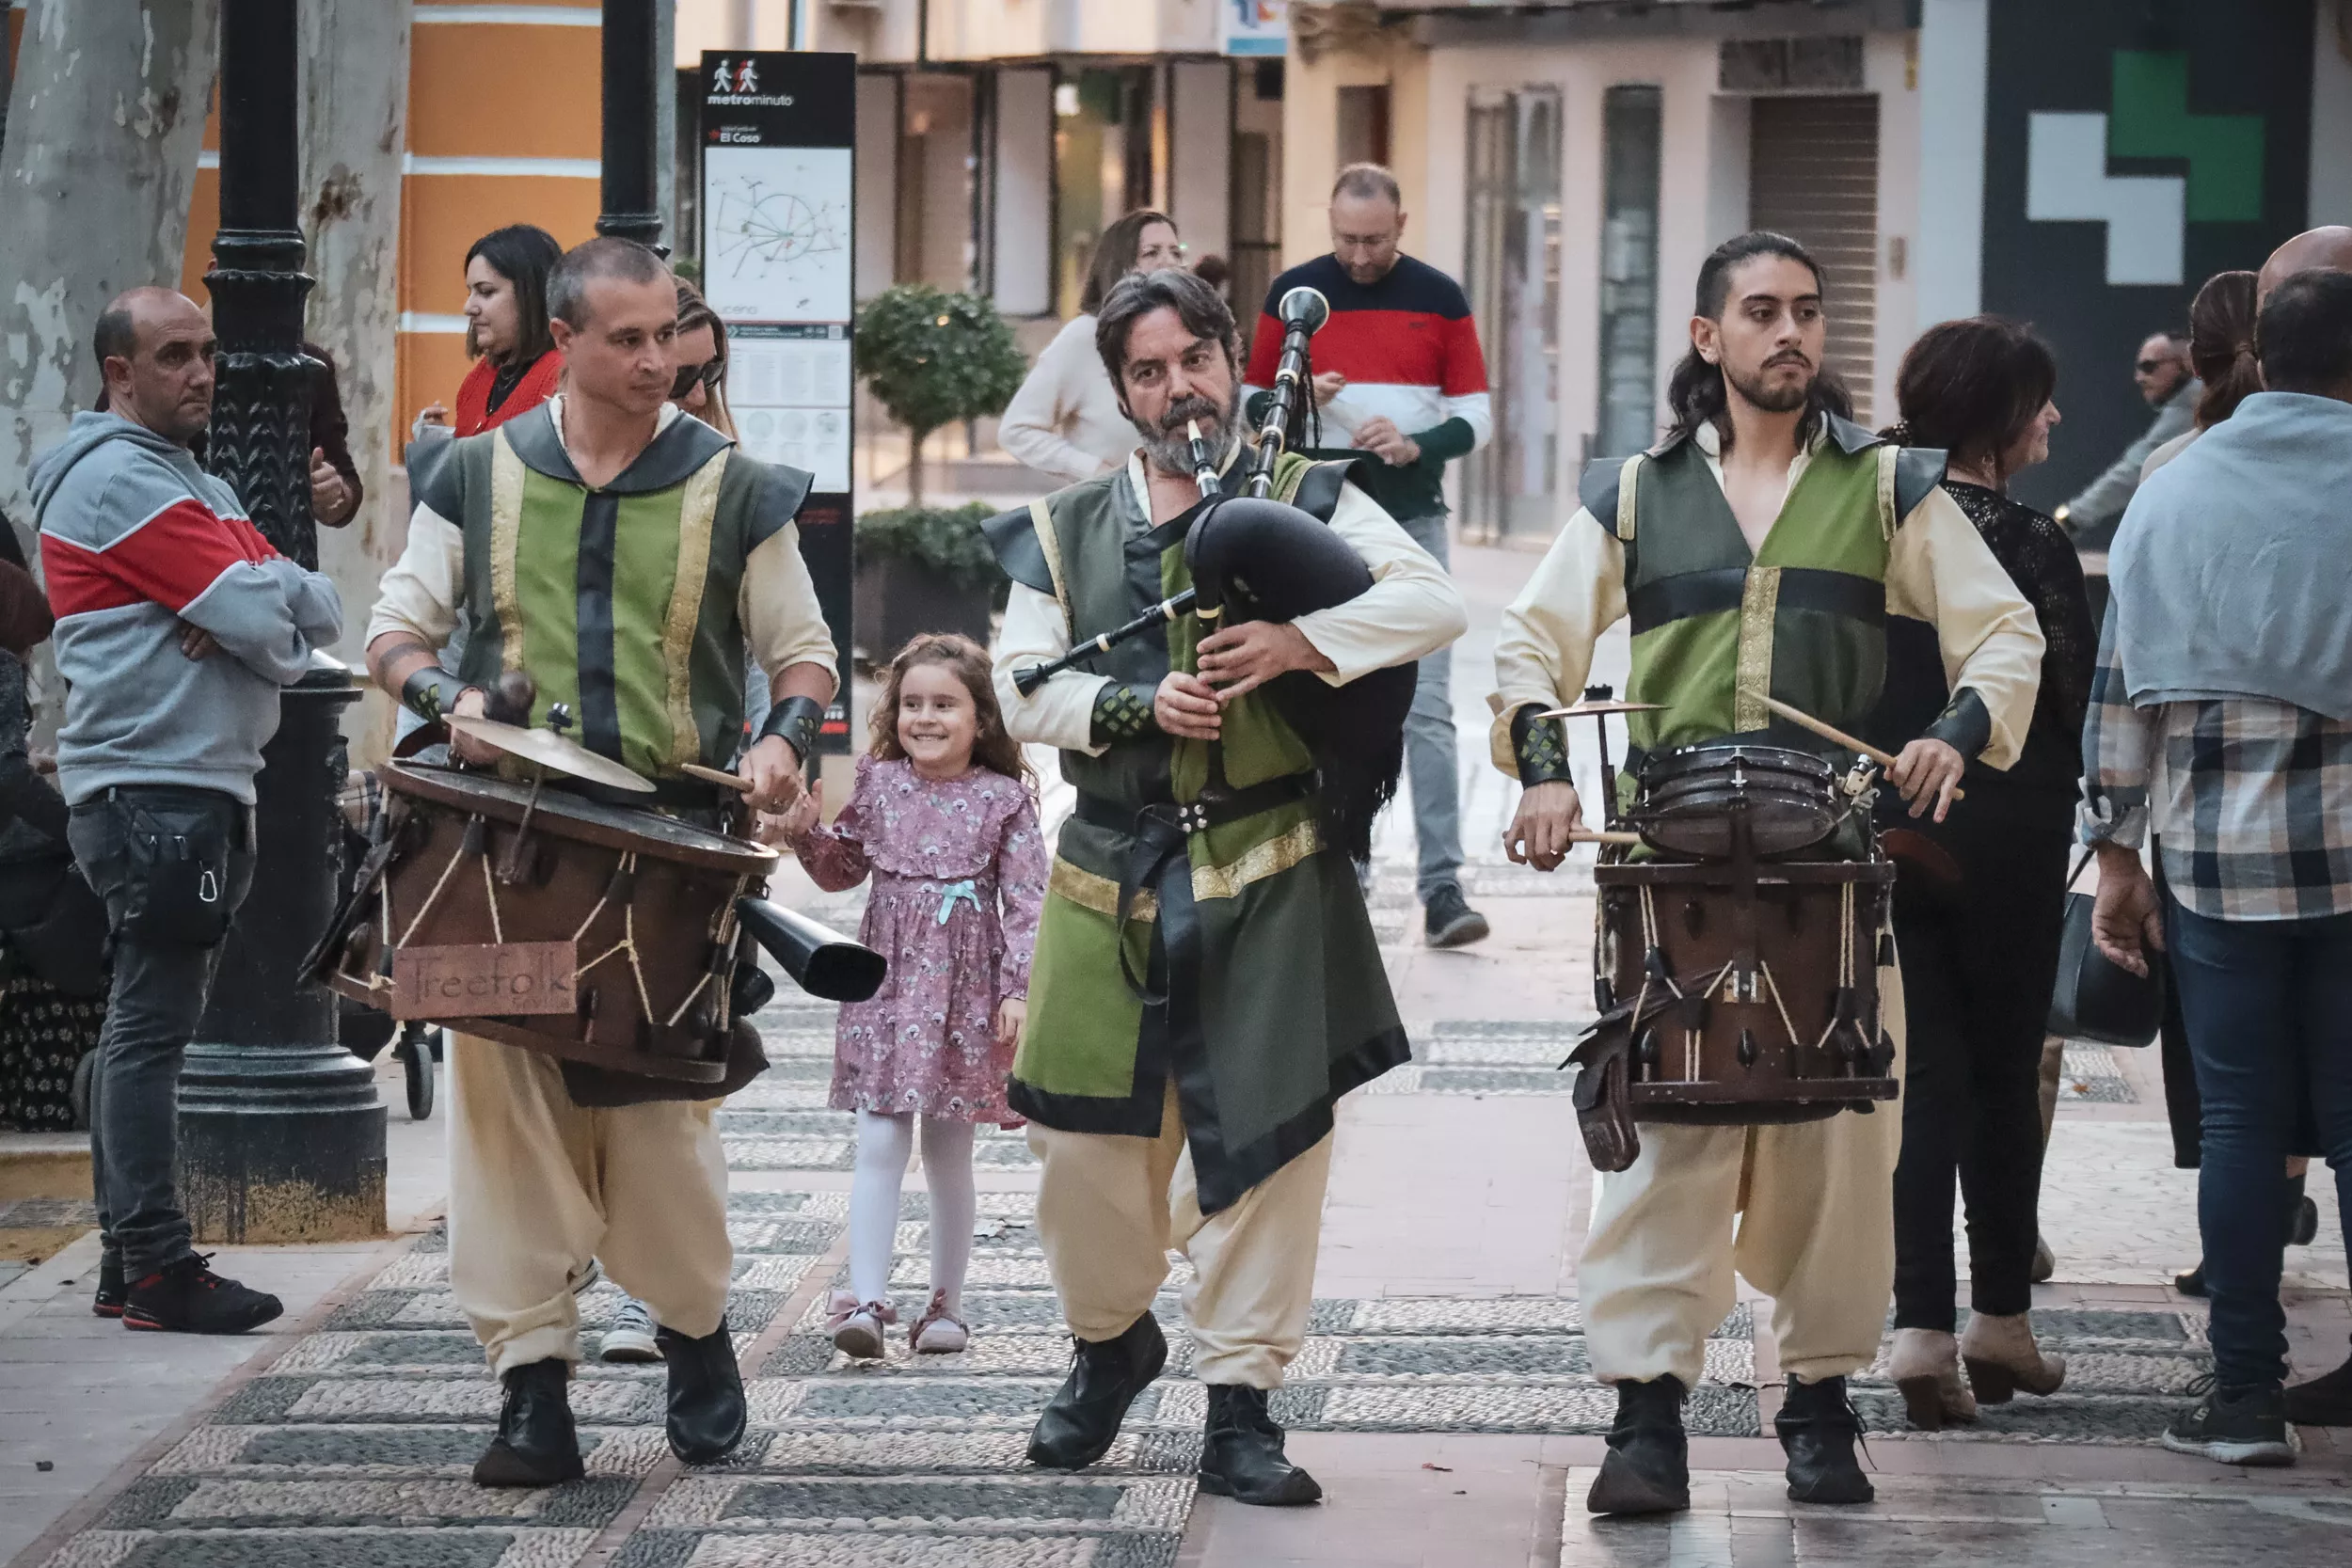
[856,502,1007,603]
[853,285,1027,504]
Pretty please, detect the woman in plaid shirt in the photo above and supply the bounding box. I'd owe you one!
[2086,266,2352,1465]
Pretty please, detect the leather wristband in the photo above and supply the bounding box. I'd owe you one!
[400,664,476,725]
[1089,681,1160,747]
[1510,704,1574,787]
[758,693,827,764]
[1921,687,1993,760]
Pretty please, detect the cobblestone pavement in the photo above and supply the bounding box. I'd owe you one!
[10,544,2352,1566]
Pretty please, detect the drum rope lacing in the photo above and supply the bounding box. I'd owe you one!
[1632,879,1859,1081]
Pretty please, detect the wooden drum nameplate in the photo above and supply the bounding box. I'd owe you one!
[326,763,779,1083]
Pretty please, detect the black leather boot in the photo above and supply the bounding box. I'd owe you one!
[658,1317,747,1465]
[1775,1374,1874,1503]
[1027,1311,1168,1469]
[473,1359,584,1487]
[1585,1375,1690,1515]
[1199,1385,1322,1505]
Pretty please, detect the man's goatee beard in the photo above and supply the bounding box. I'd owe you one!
[1139,392,1238,477]
[1727,360,1814,415]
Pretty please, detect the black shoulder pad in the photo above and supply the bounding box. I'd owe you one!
[983,505,1057,596]
[747,459,816,551]
[1894,447,1949,524]
[404,431,465,522]
[1578,458,1628,538]
[1289,456,1363,522]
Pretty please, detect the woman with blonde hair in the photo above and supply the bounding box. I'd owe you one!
[674,281,737,439]
[997,209,1184,481]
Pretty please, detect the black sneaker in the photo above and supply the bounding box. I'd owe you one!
[2290,1195,2319,1248]
[122,1254,284,1335]
[2161,1376,2297,1465]
[2174,1261,2207,1298]
[1423,885,1489,948]
[92,1253,126,1319]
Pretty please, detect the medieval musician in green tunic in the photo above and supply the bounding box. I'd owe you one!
[1491,234,2043,1517]
[989,269,1465,1505]
[365,240,838,1490]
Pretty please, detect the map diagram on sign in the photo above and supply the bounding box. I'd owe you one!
[702,145,853,323]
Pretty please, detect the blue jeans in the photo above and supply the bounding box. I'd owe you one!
[1395,510,1465,902]
[2165,895,2352,1387]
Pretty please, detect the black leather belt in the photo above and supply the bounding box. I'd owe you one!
[1073,772,1313,838]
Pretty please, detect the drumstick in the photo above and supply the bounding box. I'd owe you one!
[680,762,754,794]
[1574,830,1642,847]
[1760,695,1964,801]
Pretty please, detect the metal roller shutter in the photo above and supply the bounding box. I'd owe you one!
[1748,94,1880,425]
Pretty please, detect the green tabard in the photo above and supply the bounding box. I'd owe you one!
[989,453,1407,1213]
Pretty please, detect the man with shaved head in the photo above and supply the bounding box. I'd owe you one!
[2055,325,2198,547]
[28,285,343,1336]
[2257,224,2352,299]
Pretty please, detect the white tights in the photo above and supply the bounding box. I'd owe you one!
[848,1109,976,1313]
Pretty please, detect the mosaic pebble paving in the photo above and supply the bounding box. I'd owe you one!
[1855,1307,2212,1442]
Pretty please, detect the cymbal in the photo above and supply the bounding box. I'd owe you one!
[1540,700,1665,719]
[445,716,657,794]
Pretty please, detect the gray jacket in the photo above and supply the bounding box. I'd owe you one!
[2063,378,2201,545]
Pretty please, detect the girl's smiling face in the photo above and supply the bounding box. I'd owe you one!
[897,661,979,779]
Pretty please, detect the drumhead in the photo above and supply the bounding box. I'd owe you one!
[380,762,776,874]
[1633,743,1840,859]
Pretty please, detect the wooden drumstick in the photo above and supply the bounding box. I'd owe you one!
[681,762,754,794]
[1760,696,1964,802]
[1573,830,1643,847]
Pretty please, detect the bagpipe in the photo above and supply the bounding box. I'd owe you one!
[1010,287,1415,862]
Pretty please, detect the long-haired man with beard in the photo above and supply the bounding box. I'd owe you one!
[988,268,1464,1507]
[1489,233,2043,1513]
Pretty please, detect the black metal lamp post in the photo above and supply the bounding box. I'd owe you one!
[599,0,665,250]
[184,0,386,1243]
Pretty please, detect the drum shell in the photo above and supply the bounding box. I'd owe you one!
[1631,744,1841,860]
[1594,856,1897,1123]
[327,764,774,1083]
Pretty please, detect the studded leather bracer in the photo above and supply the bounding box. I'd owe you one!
[758,694,827,764]
[1089,681,1160,747]
[399,664,474,724]
[1509,704,1574,787]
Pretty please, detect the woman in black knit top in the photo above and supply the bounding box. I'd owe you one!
[1875,318,2096,1430]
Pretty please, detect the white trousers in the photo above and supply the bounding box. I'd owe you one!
[1580,958,1906,1389]
[1028,1081,1332,1388]
[446,1033,733,1375]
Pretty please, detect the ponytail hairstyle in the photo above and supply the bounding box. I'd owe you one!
[462,224,562,367]
[1664,230,1852,449]
[2186,270,2261,429]
[1882,316,2058,484]
[868,633,1034,786]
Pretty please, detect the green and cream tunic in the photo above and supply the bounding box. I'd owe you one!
[1489,415,2044,795]
[370,400,837,787]
[991,445,1466,1212]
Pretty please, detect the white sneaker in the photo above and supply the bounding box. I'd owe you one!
[599,1294,663,1363]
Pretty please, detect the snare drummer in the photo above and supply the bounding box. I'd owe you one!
[364,238,838,1487]
[1490,232,2042,1515]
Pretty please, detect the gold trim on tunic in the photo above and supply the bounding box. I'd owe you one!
[1733,565,1781,733]
[1027,497,1074,640]
[1191,818,1320,902]
[1874,445,1899,541]
[662,448,729,767]
[488,433,527,675]
[1048,857,1157,923]
[1615,453,1645,541]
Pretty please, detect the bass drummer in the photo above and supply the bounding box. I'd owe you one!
[988,267,1463,1507]
[1489,231,2042,1515]
[365,237,837,1487]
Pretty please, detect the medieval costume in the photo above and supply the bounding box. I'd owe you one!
[369,398,835,1482]
[990,445,1464,1504]
[1489,414,2042,1512]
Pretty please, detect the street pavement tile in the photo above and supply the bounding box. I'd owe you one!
[1856,1307,2213,1442]
[42,1528,600,1567]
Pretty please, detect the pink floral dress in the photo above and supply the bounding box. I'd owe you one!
[794,755,1047,1123]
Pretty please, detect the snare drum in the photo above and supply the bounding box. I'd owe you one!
[1630,744,1840,860]
[320,763,776,1083]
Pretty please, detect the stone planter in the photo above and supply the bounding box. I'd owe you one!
[852,554,993,662]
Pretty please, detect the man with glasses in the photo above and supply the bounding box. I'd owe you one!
[1243,164,1494,949]
[2054,329,2200,549]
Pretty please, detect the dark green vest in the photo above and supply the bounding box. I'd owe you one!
[408,404,813,782]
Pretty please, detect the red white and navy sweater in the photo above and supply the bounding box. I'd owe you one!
[1243,253,1492,521]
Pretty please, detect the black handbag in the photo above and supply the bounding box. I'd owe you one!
[2046,847,2164,1046]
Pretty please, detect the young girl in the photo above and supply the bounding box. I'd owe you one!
[768,634,1046,1357]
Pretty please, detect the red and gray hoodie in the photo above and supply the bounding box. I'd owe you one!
[30,412,343,807]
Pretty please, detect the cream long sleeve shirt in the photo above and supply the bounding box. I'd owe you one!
[1488,426,2043,776]
[368,399,838,697]
[994,450,1469,754]
[996,315,1140,483]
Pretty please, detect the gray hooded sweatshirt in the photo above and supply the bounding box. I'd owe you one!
[29,412,343,805]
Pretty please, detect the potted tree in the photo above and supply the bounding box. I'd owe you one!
[850,286,1027,658]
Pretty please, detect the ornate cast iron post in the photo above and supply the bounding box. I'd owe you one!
[184,0,387,1244]
[599,0,665,250]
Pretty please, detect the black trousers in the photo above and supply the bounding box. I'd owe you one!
[1890,808,2072,1328]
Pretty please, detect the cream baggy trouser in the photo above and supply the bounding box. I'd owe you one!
[1579,954,1907,1390]
[447,1032,734,1375]
[1028,1080,1333,1389]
